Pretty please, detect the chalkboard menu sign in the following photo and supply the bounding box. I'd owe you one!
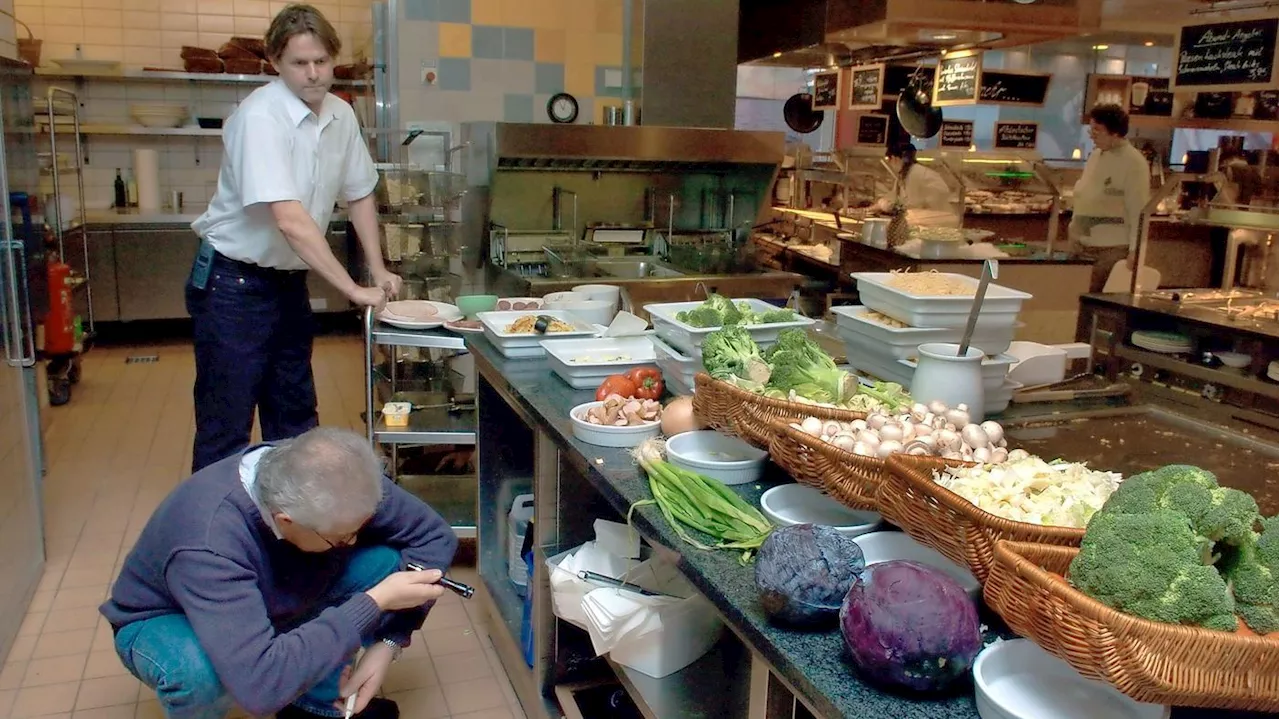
[994,122,1038,150]
[883,65,934,98]
[939,120,974,148]
[812,70,840,110]
[978,71,1050,106]
[848,64,884,110]
[1174,18,1278,92]
[855,114,889,146]
[933,51,982,106]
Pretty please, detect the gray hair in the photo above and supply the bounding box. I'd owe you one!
[255,427,385,533]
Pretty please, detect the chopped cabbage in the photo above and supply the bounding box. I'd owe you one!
[932,456,1124,528]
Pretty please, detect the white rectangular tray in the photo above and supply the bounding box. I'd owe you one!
[831,305,1020,358]
[541,336,659,389]
[645,298,814,358]
[852,272,1031,329]
[651,335,701,391]
[477,310,598,359]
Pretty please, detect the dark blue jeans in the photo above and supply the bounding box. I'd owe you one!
[186,252,319,473]
[114,546,401,719]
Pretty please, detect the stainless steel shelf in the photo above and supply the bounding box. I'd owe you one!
[605,634,752,719]
[1115,345,1279,401]
[371,323,468,350]
[37,124,222,137]
[35,68,371,87]
[372,405,476,445]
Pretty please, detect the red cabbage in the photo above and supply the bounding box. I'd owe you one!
[839,560,981,691]
[755,524,865,627]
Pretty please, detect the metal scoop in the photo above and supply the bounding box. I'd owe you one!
[958,259,998,357]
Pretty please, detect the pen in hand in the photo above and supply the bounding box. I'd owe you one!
[406,562,475,599]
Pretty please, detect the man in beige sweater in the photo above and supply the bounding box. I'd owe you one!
[1069,104,1152,293]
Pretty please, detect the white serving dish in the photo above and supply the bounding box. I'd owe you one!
[1214,351,1251,369]
[541,336,659,389]
[983,378,1022,417]
[665,431,768,486]
[852,272,1031,329]
[973,639,1170,719]
[542,291,589,304]
[852,531,980,601]
[758,484,882,537]
[52,58,122,74]
[547,299,616,327]
[645,298,815,358]
[569,401,662,448]
[477,310,598,359]
[377,300,463,330]
[650,335,700,391]
[831,305,1019,358]
[1005,341,1068,387]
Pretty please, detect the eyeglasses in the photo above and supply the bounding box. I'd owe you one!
[313,527,359,549]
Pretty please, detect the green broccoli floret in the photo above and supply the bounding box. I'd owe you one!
[757,308,796,324]
[1220,516,1279,634]
[702,294,743,326]
[680,306,728,328]
[702,326,770,385]
[764,328,856,405]
[1069,510,1238,631]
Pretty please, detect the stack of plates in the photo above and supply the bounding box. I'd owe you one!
[1268,361,1278,382]
[1130,330,1192,354]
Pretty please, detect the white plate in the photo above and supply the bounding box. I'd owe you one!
[541,336,659,389]
[377,301,463,330]
[852,531,980,601]
[973,639,1170,719]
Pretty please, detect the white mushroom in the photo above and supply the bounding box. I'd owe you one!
[876,440,904,459]
[972,447,992,464]
[980,421,1005,445]
[961,424,990,449]
[801,417,823,436]
[927,399,948,415]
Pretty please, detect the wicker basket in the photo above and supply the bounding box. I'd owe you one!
[985,541,1279,711]
[691,372,866,449]
[879,455,1085,582]
[765,418,884,510]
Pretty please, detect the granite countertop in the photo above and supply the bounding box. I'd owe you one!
[466,333,1269,719]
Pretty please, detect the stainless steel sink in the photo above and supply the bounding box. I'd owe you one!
[593,259,684,279]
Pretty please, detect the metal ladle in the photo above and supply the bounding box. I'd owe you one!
[958,259,998,356]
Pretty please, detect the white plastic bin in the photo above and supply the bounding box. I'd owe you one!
[851,272,1030,329]
[507,494,535,589]
[644,298,814,358]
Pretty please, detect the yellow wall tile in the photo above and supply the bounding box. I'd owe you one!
[122,28,153,46]
[198,14,237,34]
[91,27,123,45]
[500,0,537,28]
[121,10,158,29]
[161,29,198,49]
[564,30,591,66]
[198,31,232,47]
[82,0,122,9]
[160,13,197,31]
[202,0,234,15]
[564,60,592,97]
[15,7,43,26]
[234,16,268,35]
[43,25,84,44]
[471,0,500,25]
[530,0,566,29]
[82,44,123,60]
[533,28,564,63]
[123,46,162,66]
[82,8,122,26]
[595,0,621,33]
[234,0,268,17]
[564,0,594,31]
[122,0,159,10]
[438,22,470,58]
[594,31,621,66]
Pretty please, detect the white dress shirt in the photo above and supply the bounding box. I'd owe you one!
[1072,140,1151,249]
[899,163,954,212]
[192,79,378,270]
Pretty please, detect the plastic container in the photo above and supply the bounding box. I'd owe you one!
[1005,341,1068,387]
[852,272,1030,329]
[570,401,662,448]
[508,494,536,589]
[651,335,700,392]
[644,298,815,358]
[973,639,1171,719]
[831,305,1019,358]
[665,431,768,486]
[477,310,599,359]
[852,531,980,601]
[541,336,657,389]
[758,484,882,537]
[381,402,411,427]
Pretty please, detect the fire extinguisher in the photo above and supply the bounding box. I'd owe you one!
[45,260,75,355]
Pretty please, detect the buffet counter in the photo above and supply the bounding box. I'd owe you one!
[467,331,1270,719]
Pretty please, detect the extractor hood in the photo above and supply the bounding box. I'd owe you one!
[491,124,785,173]
[740,0,1103,67]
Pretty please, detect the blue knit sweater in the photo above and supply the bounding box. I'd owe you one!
[100,451,458,716]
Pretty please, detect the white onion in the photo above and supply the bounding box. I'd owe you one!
[961,424,989,449]
[980,421,1004,445]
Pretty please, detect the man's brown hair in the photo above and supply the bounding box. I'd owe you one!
[265,4,341,60]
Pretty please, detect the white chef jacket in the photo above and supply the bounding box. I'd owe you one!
[192,79,378,271]
[895,163,954,212]
[1071,140,1150,250]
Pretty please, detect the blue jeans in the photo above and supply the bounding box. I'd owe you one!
[114,546,401,719]
[186,251,319,473]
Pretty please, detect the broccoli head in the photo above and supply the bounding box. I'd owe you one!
[679,306,729,328]
[702,294,744,326]
[757,308,797,324]
[1220,515,1279,634]
[1098,465,1260,558]
[1069,510,1237,631]
[763,329,857,405]
[701,326,770,385]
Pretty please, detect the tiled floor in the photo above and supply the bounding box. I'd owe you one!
[0,334,525,719]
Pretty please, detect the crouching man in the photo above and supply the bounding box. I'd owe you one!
[100,427,458,719]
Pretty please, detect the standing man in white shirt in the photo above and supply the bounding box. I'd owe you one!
[1069,104,1152,293]
[187,4,400,472]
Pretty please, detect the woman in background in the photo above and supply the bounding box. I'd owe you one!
[878,143,954,212]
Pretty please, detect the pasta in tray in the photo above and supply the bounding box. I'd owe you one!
[504,315,575,334]
[885,270,974,296]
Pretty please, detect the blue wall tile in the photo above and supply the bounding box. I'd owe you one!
[436,0,470,23]
[472,25,504,59]
[594,65,625,98]
[503,93,534,123]
[404,0,437,21]
[534,63,564,94]
[437,57,471,91]
[504,28,534,61]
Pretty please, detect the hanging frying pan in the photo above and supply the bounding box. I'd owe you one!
[783,93,824,134]
[896,72,943,139]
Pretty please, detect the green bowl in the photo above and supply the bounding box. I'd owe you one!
[455,294,499,319]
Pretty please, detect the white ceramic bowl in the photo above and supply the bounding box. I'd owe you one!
[852,531,981,601]
[569,401,661,448]
[547,299,615,327]
[759,484,882,535]
[666,431,768,486]
[572,283,622,303]
[543,291,589,304]
[973,639,1170,719]
[1215,351,1251,369]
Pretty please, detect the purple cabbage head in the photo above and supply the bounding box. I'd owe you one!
[755,523,865,627]
[839,560,981,692]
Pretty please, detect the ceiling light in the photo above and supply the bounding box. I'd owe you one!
[1092,44,1110,50]
[1143,41,1155,47]
[773,52,783,58]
